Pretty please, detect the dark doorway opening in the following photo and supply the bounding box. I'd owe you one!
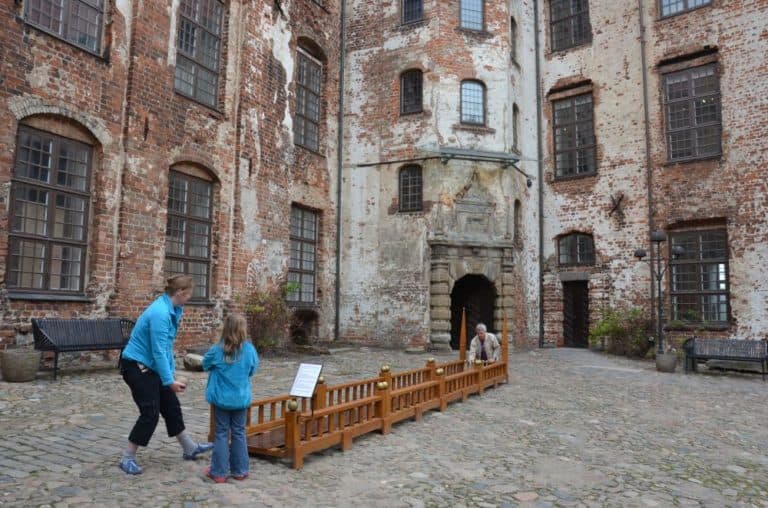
[450,274,497,349]
[562,281,589,347]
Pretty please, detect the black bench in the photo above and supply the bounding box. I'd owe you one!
[683,336,768,381]
[31,318,135,380]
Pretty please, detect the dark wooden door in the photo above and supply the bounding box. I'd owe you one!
[563,281,589,348]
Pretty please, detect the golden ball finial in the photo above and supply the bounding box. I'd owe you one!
[380,381,388,390]
[286,399,298,411]
[427,357,436,364]
[317,376,325,384]
[474,359,483,366]
[435,368,445,376]
[381,364,391,373]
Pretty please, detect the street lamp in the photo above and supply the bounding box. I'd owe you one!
[634,230,685,354]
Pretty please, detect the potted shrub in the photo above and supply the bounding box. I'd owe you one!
[655,344,678,373]
[1,346,41,382]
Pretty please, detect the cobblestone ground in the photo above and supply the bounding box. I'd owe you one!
[1,347,767,507]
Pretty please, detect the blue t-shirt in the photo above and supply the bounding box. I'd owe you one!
[203,341,259,410]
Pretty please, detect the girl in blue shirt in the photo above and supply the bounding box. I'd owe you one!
[203,314,259,482]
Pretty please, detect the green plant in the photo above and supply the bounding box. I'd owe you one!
[242,280,300,352]
[589,306,653,358]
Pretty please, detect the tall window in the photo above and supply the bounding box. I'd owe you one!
[550,0,591,52]
[663,64,721,162]
[402,0,423,24]
[553,93,595,178]
[660,0,711,17]
[165,170,213,300]
[670,229,729,323]
[8,126,91,293]
[288,206,318,304]
[460,0,484,30]
[24,0,105,53]
[174,0,224,108]
[510,17,518,62]
[558,233,594,265]
[295,49,323,152]
[513,103,520,150]
[461,80,485,125]
[399,165,423,212]
[400,70,423,114]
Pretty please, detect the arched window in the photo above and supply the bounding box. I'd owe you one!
[174,0,225,107]
[558,233,594,265]
[400,70,423,114]
[399,165,423,212]
[402,0,423,24]
[513,200,522,245]
[461,80,486,125]
[8,123,93,293]
[513,103,520,150]
[295,46,324,152]
[165,166,214,300]
[510,17,518,62]
[460,0,484,30]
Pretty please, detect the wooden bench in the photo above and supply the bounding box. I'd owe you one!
[683,336,768,381]
[31,318,135,379]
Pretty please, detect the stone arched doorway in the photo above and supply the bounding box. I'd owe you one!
[450,275,497,349]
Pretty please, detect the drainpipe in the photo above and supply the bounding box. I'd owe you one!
[637,0,657,337]
[533,0,545,348]
[334,0,347,341]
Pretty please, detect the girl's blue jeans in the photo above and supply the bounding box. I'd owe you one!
[210,407,249,477]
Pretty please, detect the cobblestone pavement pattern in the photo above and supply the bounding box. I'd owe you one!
[1,348,767,507]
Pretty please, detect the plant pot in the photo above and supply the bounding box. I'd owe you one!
[655,352,678,373]
[1,349,41,382]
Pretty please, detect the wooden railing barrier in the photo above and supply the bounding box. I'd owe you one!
[209,312,512,469]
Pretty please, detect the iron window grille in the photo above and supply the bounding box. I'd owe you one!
[8,127,91,293]
[460,80,486,125]
[174,0,224,108]
[663,64,721,162]
[24,0,105,53]
[400,70,423,114]
[288,206,318,305]
[550,0,591,52]
[670,229,729,323]
[553,93,596,178]
[660,0,711,17]
[402,0,423,24]
[399,165,423,212]
[558,233,594,265]
[165,171,213,300]
[295,50,323,152]
[460,0,484,30]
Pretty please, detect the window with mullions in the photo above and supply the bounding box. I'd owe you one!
[402,0,423,24]
[553,93,595,178]
[550,0,591,52]
[399,165,423,212]
[288,206,318,305]
[663,64,721,162]
[660,0,711,17]
[460,80,485,125]
[174,0,224,108]
[400,70,423,114]
[8,127,91,293]
[24,0,105,53]
[295,50,323,152]
[165,171,213,300]
[558,233,594,265]
[460,0,483,30]
[670,229,729,323]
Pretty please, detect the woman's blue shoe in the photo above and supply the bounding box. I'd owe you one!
[183,442,214,460]
[119,457,143,475]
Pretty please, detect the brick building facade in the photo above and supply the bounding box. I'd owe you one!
[1,0,766,353]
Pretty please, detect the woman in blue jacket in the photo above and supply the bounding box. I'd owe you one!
[203,314,258,482]
[119,275,213,475]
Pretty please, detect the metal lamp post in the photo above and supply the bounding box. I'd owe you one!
[634,230,684,355]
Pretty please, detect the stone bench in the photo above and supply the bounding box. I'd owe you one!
[683,337,768,381]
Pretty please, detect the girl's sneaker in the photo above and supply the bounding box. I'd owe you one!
[119,457,143,475]
[231,472,249,481]
[204,466,227,484]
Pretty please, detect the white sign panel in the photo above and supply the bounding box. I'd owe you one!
[289,363,323,398]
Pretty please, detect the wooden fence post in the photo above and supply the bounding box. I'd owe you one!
[208,404,215,443]
[375,379,391,434]
[313,375,327,410]
[436,367,446,411]
[459,307,468,362]
[501,313,509,383]
[474,359,485,395]
[285,399,303,470]
[425,357,436,381]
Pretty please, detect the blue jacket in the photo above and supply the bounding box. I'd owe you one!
[203,341,259,410]
[122,294,183,386]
